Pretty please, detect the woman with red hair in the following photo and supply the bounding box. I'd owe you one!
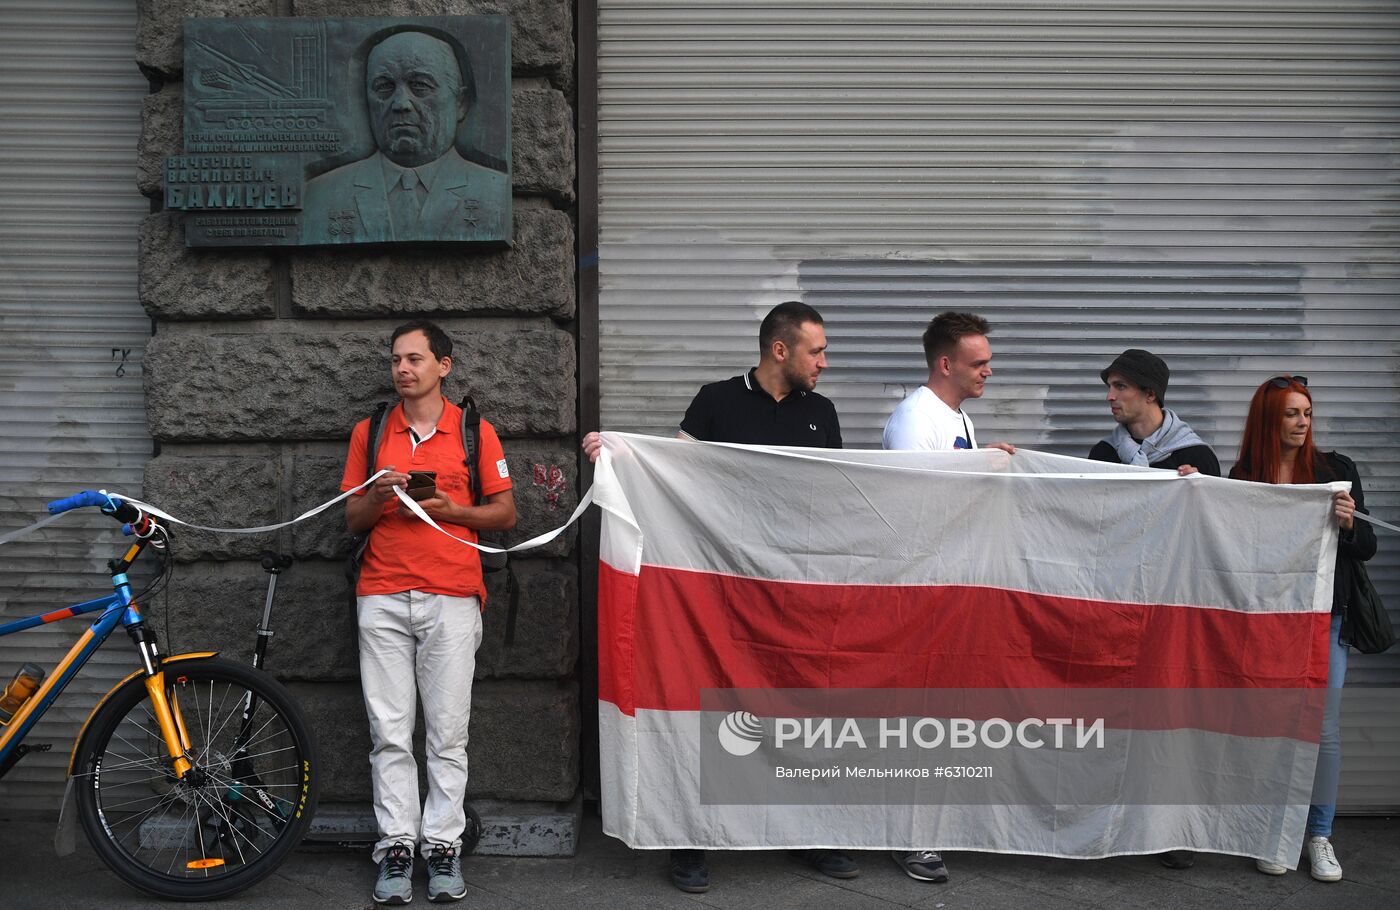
[1230,375,1377,882]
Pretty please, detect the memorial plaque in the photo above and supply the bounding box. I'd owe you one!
[170,17,511,247]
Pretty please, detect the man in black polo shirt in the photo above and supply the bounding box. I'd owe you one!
[581,301,854,893]
[678,301,841,448]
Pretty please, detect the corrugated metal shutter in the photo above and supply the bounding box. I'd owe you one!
[596,1,1400,809]
[0,1,150,814]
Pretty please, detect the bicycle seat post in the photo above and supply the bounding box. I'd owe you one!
[253,552,294,672]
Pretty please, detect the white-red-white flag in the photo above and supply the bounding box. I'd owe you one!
[593,433,1341,866]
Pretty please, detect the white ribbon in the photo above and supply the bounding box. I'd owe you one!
[391,484,594,554]
[0,475,390,546]
[0,469,596,555]
[1356,512,1400,534]
[103,470,390,534]
[1,439,1394,548]
[0,511,72,546]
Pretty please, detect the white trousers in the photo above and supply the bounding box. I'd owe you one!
[357,591,483,862]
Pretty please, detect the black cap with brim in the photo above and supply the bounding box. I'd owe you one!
[1101,349,1169,405]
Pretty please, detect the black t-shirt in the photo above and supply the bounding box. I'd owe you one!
[1088,439,1221,476]
[680,369,843,448]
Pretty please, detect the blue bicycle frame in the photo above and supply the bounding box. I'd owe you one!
[0,491,173,778]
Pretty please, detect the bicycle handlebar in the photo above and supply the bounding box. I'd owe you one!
[47,491,143,525]
[47,490,114,514]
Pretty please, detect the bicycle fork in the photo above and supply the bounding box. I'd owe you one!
[125,617,194,779]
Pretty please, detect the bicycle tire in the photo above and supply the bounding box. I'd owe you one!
[463,801,482,854]
[72,656,318,900]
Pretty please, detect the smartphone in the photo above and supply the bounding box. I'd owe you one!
[406,470,437,501]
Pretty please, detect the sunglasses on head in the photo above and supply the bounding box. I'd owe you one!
[1269,375,1307,389]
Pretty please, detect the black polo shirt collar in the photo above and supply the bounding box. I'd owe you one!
[742,367,805,400]
[680,367,842,448]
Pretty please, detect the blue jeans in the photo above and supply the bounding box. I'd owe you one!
[1306,614,1347,838]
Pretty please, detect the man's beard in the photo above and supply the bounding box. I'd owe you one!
[784,363,817,392]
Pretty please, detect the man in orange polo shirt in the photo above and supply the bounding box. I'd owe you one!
[341,319,516,905]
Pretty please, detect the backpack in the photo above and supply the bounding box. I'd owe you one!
[1340,558,1395,654]
[348,395,508,580]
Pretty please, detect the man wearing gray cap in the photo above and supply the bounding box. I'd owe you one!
[1088,349,1220,477]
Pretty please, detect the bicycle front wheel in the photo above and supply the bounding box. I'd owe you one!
[73,656,318,900]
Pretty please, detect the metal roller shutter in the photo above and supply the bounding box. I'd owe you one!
[0,1,150,814]
[596,1,1400,809]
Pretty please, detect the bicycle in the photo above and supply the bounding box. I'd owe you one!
[0,491,318,900]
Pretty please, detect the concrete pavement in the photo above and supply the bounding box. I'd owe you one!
[1,811,1396,908]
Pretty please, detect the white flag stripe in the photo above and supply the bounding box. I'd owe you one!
[598,433,1340,615]
[598,703,1311,867]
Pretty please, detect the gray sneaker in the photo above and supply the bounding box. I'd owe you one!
[427,844,466,902]
[893,850,949,882]
[374,843,415,905]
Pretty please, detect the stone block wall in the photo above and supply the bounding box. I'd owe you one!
[136,0,579,811]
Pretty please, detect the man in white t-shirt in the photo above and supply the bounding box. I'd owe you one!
[878,312,1012,885]
[883,311,1014,454]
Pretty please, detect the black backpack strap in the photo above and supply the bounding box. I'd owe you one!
[365,401,391,481]
[349,401,393,573]
[459,394,508,576]
[459,394,483,505]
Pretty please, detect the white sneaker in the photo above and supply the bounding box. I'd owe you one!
[1255,858,1288,875]
[1307,836,1342,882]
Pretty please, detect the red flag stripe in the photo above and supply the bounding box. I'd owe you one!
[598,560,1331,718]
